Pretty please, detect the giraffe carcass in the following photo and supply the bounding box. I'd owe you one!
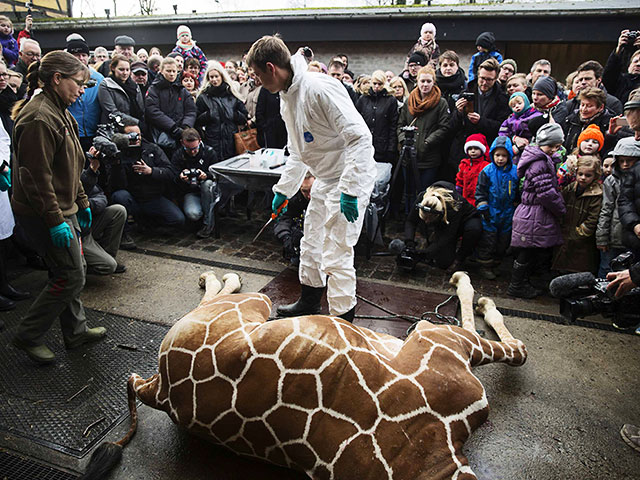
[85,271,527,480]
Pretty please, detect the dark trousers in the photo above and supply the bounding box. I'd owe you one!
[403,166,438,214]
[15,214,87,346]
[477,230,511,262]
[432,217,483,269]
[111,190,185,229]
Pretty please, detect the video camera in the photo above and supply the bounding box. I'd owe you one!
[89,113,140,162]
[550,251,640,328]
[389,239,424,272]
[182,168,201,187]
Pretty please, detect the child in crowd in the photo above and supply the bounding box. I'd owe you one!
[475,136,519,279]
[509,123,566,298]
[0,16,18,67]
[505,74,528,97]
[596,148,632,277]
[468,31,503,82]
[181,72,199,101]
[557,124,604,188]
[552,156,602,273]
[601,154,615,182]
[456,133,490,206]
[499,92,542,158]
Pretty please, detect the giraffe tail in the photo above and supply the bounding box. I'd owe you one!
[79,375,140,480]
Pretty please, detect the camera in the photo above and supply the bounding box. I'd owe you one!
[461,92,475,102]
[25,2,32,15]
[183,168,200,187]
[552,251,640,328]
[401,125,418,147]
[397,246,420,271]
[626,30,640,44]
[302,47,313,59]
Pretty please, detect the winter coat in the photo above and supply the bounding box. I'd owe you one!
[534,98,569,126]
[407,40,441,70]
[170,144,219,194]
[68,68,104,138]
[498,106,542,141]
[397,96,450,169]
[98,77,145,124]
[552,181,602,273]
[448,80,510,170]
[145,75,196,133]
[596,172,625,250]
[109,140,177,202]
[400,71,417,95]
[356,88,399,163]
[0,85,17,134]
[455,156,489,206]
[171,45,208,84]
[436,68,467,112]
[511,145,566,248]
[617,159,640,251]
[255,88,287,149]
[196,84,248,160]
[11,88,90,227]
[561,108,613,154]
[404,181,479,260]
[0,32,19,67]
[602,49,640,104]
[468,50,503,82]
[475,136,519,233]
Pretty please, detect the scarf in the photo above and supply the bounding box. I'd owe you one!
[408,84,441,117]
[176,38,197,51]
[435,68,466,95]
[205,83,229,98]
[538,95,562,112]
[113,75,143,120]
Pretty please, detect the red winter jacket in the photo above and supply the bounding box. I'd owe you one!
[456,156,490,206]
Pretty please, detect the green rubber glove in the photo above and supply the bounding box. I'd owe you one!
[272,192,288,218]
[0,166,10,192]
[77,207,92,230]
[340,193,358,223]
[49,222,73,248]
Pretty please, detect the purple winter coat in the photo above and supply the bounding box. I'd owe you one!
[498,106,541,141]
[511,145,566,248]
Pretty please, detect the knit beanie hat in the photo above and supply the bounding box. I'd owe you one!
[66,34,89,55]
[421,22,436,37]
[464,133,489,156]
[500,58,517,73]
[611,136,640,159]
[536,123,564,146]
[177,25,191,40]
[509,92,530,115]
[532,76,557,99]
[475,32,496,50]
[577,124,604,151]
[408,51,427,66]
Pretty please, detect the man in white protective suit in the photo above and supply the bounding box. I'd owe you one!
[246,35,376,322]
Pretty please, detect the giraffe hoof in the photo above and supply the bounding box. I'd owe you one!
[449,271,470,287]
[476,297,496,315]
[199,271,218,289]
[222,273,242,293]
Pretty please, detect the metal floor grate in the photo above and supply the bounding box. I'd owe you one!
[0,304,169,458]
[0,450,79,480]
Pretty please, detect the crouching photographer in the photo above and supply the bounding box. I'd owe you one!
[171,128,220,239]
[395,181,482,271]
[550,251,640,332]
[108,116,185,237]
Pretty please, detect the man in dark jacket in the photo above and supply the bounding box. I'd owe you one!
[255,88,287,148]
[448,58,510,172]
[12,38,40,99]
[109,122,185,231]
[171,128,220,238]
[603,30,640,105]
[400,51,427,94]
[145,57,196,157]
[97,35,136,78]
[273,174,314,266]
[567,60,623,116]
[327,59,358,105]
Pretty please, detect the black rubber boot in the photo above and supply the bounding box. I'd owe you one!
[338,307,356,323]
[0,294,15,311]
[276,285,324,317]
[507,260,539,299]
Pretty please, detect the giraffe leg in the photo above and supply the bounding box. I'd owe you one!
[220,273,242,295]
[199,271,222,305]
[476,297,514,342]
[449,271,475,332]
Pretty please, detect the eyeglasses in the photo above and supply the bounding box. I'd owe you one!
[478,76,496,83]
[0,73,8,78]
[22,51,41,58]
[64,75,95,88]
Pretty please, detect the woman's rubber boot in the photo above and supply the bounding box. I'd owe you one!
[276,285,324,317]
[507,260,539,299]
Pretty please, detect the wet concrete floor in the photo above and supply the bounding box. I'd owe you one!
[2,222,640,480]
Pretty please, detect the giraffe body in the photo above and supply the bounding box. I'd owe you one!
[130,272,527,480]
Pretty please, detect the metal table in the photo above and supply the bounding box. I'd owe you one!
[209,149,288,192]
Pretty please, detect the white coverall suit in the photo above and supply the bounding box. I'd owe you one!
[273,54,376,315]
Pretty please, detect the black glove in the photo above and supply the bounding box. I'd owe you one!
[170,125,184,140]
[282,236,296,260]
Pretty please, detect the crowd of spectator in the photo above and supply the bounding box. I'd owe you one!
[1,18,640,329]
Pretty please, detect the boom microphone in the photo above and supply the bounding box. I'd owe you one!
[93,136,119,157]
[549,272,596,298]
[389,239,406,255]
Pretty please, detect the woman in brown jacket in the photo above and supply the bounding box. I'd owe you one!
[397,65,450,211]
[10,51,106,364]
